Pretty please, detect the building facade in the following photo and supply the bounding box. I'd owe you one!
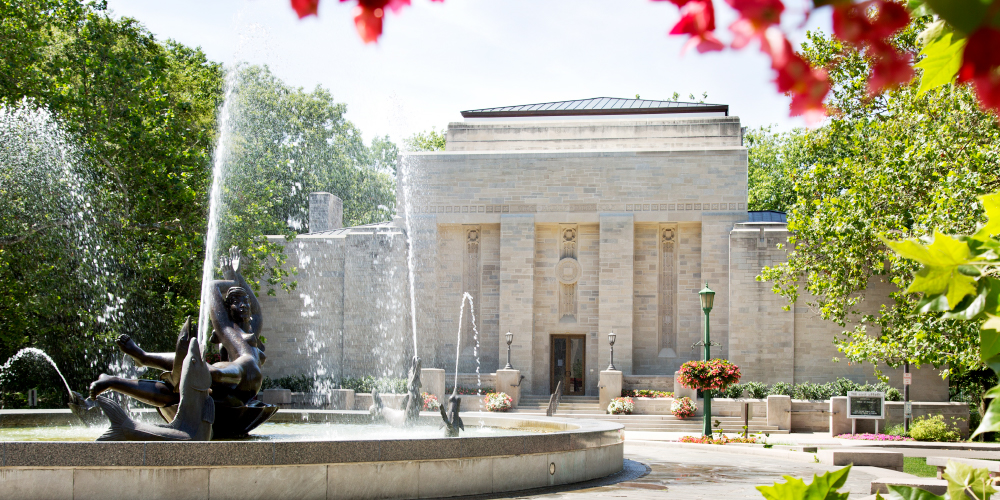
[261,98,948,401]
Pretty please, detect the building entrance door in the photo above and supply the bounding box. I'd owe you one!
[550,335,586,395]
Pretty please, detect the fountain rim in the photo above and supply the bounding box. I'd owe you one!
[0,411,623,468]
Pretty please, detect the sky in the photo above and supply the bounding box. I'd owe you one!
[104,0,833,145]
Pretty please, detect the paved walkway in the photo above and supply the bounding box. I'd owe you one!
[463,430,1000,499]
[461,440,893,499]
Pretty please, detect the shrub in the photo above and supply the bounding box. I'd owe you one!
[793,381,832,400]
[262,375,315,392]
[484,392,513,412]
[910,414,962,442]
[744,381,769,399]
[445,386,494,395]
[768,381,792,396]
[677,359,742,391]
[719,383,745,399]
[826,377,860,397]
[671,396,697,418]
[341,376,407,394]
[622,389,673,398]
[608,397,634,415]
[885,423,908,437]
[421,392,441,411]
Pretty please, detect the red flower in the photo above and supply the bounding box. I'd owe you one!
[291,0,320,18]
[958,27,1000,84]
[832,0,908,46]
[669,0,725,53]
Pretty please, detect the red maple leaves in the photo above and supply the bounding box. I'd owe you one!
[832,0,913,94]
[290,0,1000,120]
[291,0,442,43]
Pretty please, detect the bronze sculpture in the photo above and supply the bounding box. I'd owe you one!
[87,247,276,439]
[96,337,215,441]
[439,392,464,437]
[369,356,423,427]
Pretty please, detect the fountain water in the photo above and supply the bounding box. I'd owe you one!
[0,348,73,400]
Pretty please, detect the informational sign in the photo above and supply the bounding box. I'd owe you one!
[847,391,885,419]
[903,373,912,385]
[904,402,913,418]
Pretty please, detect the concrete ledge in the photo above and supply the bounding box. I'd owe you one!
[870,478,948,495]
[625,440,820,463]
[817,450,904,472]
[0,443,623,500]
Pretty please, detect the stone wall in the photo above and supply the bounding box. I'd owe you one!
[445,117,743,151]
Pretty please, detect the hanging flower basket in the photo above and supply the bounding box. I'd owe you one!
[671,396,696,419]
[676,359,741,392]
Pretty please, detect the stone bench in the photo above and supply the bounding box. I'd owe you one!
[870,478,948,495]
[927,456,1000,480]
[817,449,904,472]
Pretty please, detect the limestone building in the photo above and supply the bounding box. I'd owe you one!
[262,98,947,401]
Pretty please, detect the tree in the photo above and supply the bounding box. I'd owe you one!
[404,128,446,152]
[745,126,808,213]
[759,23,1000,379]
[0,3,398,392]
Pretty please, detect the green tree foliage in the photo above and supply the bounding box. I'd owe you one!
[758,22,1000,381]
[745,126,808,213]
[212,65,396,291]
[404,127,446,151]
[0,1,397,391]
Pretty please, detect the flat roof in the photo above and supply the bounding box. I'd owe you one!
[461,97,729,119]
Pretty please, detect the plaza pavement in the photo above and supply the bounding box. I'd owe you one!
[460,431,1000,500]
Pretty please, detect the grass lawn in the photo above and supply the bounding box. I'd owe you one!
[904,457,938,478]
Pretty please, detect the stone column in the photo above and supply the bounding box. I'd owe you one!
[499,215,535,392]
[329,389,355,410]
[421,368,446,406]
[673,371,698,400]
[830,397,850,436]
[599,370,623,414]
[308,192,343,232]
[767,395,792,431]
[598,213,634,374]
[495,369,522,408]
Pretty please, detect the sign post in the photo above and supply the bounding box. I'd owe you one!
[27,388,38,407]
[903,362,911,433]
[847,391,885,434]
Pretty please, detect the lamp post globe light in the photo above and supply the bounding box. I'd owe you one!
[607,331,617,371]
[504,331,514,370]
[699,283,715,437]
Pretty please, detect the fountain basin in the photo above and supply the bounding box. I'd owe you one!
[0,412,624,499]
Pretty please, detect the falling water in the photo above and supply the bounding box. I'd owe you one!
[397,155,420,358]
[0,348,73,399]
[452,293,482,394]
[197,70,238,350]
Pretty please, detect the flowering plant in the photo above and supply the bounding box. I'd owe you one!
[677,359,741,391]
[421,392,440,411]
[607,397,634,415]
[622,389,673,398]
[671,396,697,419]
[679,434,757,445]
[835,433,914,442]
[484,392,512,412]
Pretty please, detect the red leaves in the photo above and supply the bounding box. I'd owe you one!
[725,0,784,49]
[669,0,724,53]
[832,0,913,94]
[958,27,1000,114]
[292,0,444,43]
[291,0,320,18]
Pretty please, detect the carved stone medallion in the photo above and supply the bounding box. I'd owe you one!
[556,258,582,285]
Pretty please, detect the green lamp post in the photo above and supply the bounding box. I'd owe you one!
[699,283,715,437]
